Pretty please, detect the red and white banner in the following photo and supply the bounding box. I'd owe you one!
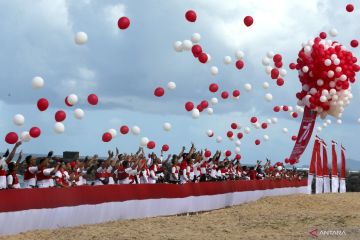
[289,106,317,163]
[0,180,307,235]
[340,145,346,193]
[331,140,339,193]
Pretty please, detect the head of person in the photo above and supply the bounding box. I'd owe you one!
[122,160,129,168]
[7,162,17,173]
[25,155,35,166]
[39,158,49,168]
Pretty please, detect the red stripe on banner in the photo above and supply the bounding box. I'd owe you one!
[289,106,317,163]
[0,180,306,213]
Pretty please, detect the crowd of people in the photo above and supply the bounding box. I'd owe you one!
[0,141,304,189]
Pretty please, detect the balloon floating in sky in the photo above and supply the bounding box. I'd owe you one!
[163,122,172,131]
[243,16,254,27]
[87,94,98,105]
[32,76,44,89]
[131,126,141,135]
[167,82,176,90]
[74,108,85,120]
[147,141,156,149]
[154,87,165,97]
[37,98,49,112]
[55,110,66,122]
[140,137,149,147]
[74,32,88,45]
[162,144,169,152]
[29,127,41,138]
[120,125,129,135]
[185,10,197,22]
[67,94,79,106]
[54,122,65,134]
[118,16,130,30]
[5,132,18,145]
[102,132,112,142]
[13,114,25,126]
[21,131,31,142]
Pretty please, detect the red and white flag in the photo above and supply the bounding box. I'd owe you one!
[321,140,330,193]
[331,140,339,193]
[315,137,323,194]
[340,145,346,193]
[307,136,320,194]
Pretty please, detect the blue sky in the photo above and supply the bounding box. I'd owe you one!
[0,0,359,164]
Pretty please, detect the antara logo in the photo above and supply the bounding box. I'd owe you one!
[309,228,319,238]
[309,227,346,238]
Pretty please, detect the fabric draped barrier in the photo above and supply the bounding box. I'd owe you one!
[0,180,307,235]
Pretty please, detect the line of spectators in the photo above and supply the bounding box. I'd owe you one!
[0,142,304,189]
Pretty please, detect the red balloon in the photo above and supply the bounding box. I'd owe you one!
[274,61,283,68]
[221,91,229,99]
[290,158,296,165]
[271,68,280,79]
[273,54,282,63]
[37,98,49,111]
[162,144,169,152]
[185,10,197,22]
[102,132,112,142]
[120,125,129,135]
[276,161,282,166]
[283,106,289,111]
[55,110,66,122]
[291,135,297,141]
[232,90,240,97]
[350,39,358,48]
[285,158,290,164]
[200,100,208,109]
[29,127,41,138]
[273,106,280,112]
[237,132,243,139]
[204,150,211,158]
[118,17,130,30]
[65,97,73,107]
[269,166,274,171]
[289,63,297,70]
[185,102,194,112]
[231,123,238,129]
[209,83,219,93]
[198,53,208,63]
[197,104,204,112]
[147,141,156,149]
[154,87,165,97]
[346,4,354,12]
[292,112,298,118]
[87,94,98,105]
[235,154,241,160]
[261,123,268,129]
[255,139,261,145]
[250,117,257,123]
[243,16,253,27]
[191,45,202,57]
[235,60,244,70]
[5,132,18,145]
[319,32,327,39]
[276,78,284,86]
[225,150,232,157]
[227,131,233,138]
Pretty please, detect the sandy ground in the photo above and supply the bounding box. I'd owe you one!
[2,193,360,240]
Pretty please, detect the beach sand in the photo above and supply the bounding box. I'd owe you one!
[2,193,360,240]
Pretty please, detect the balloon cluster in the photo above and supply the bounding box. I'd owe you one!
[292,34,359,119]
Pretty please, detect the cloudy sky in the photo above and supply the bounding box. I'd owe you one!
[0,0,359,164]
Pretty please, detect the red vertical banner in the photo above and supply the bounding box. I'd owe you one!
[340,145,346,179]
[289,106,317,163]
[331,140,338,177]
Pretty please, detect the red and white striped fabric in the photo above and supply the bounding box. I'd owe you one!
[315,137,323,194]
[331,140,339,193]
[340,145,346,193]
[321,140,330,193]
[0,180,307,235]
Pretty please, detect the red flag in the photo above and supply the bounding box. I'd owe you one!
[340,145,346,179]
[288,106,317,163]
[331,140,338,177]
[316,141,323,177]
[309,136,320,175]
[322,141,329,177]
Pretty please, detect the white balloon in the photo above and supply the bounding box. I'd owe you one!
[320,96,327,102]
[74,32,88,45]
[323,122,328,127]
[206,54,212,63]
[235,140,241,146]
[266,119,272,124]
[265,66,272,75]
[182,40,193,51]
[54,122,65,134]
[191,33,201,43]
[163,122,172,131]
[192,109,200,119]
[279,69,287,77]
[223,56,232,64]
[235,147,241,154]
[317,126,322,132]
[235,50,244,60]
[263,135,269,141]
[207,108,214,115]
[329,28,338,37]
[277,166,283,171]
[262,82,270,89]
[210,97,218,105]
[207,130,214,137]
[74,108,85,119]
[357,118,360,124]
[244,127,251,134]
[265,93,273,102]
[173,41,183,52]
[262,57,271,66]
[32,76,44,89]
[282,128,288,133]
[336,119,342,124]
[216,136,223,143]
[131,126,141,135]
[140,137,149,147]
[167,82,176,90]
[325,119,332,125]
[244,83,252,92]
[266,51,275,58]
[108,128,117,138]
[21,131,31,142]
[13,114,25,126]
[210,66,219,76]
[271,117,278,124]
[68,94,79,105]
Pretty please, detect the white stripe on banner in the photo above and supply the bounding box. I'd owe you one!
[0,186,307,236]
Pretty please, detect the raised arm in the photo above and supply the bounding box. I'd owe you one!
[6,141,22,164]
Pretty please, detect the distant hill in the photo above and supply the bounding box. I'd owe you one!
[300,158,360,171]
